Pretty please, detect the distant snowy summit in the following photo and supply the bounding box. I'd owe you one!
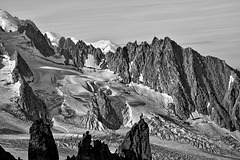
[44,31,62,46]
[0,9,119,54]
[86,40,119,54]
[44,31,119,53]
[0,9,19,32]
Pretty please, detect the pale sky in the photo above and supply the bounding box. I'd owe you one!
[2,0,240,68]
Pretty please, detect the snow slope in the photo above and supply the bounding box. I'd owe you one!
[44,31,62,46]
[0,9,19,32]
[86,40,119,54]
[45,31,118,53]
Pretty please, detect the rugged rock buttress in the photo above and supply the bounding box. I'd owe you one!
[67,118,151,160]
[106,36,240,131]
[28,119,59,160]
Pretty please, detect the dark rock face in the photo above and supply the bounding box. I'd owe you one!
[11,51,34,83]
[0,26,5,32]
[0,145,16,160]
[118,118,152,160]
[75,131,120,160]
[28,119,59,160]
[106,36,240,131]
[70,41,104,69]
[106,47,131,83]
[91,89,122,130]
[17,79,48,122]
[57,38,105,68]
[18,23,55,57]
[68,118,151,160]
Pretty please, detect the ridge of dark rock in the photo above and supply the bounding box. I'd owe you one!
[28,119,59,160]
[17,78,49,122]
[91,88,122,130]
[0,145,17,160]
[18,23,55,57]
[118,118,152,160]
[11,51,34,83]
[57,38,104,68]
[106,36,240,131]
[66,118,151,160]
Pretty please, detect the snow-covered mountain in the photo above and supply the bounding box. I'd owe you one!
[45,31,119,53]
[0,9,19,32]
[44,31,62,46]
[86,40,119,54]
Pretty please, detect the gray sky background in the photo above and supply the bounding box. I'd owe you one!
[2,0,240,68]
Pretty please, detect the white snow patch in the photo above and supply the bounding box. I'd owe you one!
[84,54,98,68]
[139,74,143,82]
[228,75,234,90]
[0,55,16,83]
[124,102,133,128]
[69,37,79,44]
[190,110,204,119]
[207,102,210,109]
[128,82,174,107]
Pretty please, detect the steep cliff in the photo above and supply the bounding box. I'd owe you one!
[18,23,55,57]
[28,119,59,160]
[67,118,151,160]
[0,145,17,160]
[56,38,105,68]
[118,118,152,160]
[106,36,240,131]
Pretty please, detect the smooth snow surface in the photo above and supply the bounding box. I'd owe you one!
[0,9,19,32]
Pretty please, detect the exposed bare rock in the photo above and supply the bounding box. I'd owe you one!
[11,51,34,83]
[0,145,17,160]
[17,79,48,122]
[18,23,55,57]
[91,88,122,130]
[28,119,59,160]
[106,36,240,131]
[118,118,152,160]
[66,118,151,160]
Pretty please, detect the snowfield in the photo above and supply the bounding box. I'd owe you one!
[44,30,119,53]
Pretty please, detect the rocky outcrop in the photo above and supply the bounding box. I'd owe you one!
[75,131,116,160]
[90,88,122,130]
[64,88,125,131]
[18,23,55,57]
[28,119,59,160]
[11,51,34,83]
[106,36,240,131]
[17,78,48,122]
[66,118,151,160]
[56,38,105,68]
[118,118,152,160]
[0,145,16,160]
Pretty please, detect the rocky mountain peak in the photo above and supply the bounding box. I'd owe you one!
[118,118,152,160]
[28,119,59,160]
[106,36,240,131]
[67,118,151,160]
[18,23,55,57]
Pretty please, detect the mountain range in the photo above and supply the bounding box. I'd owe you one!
[0,9,240,160]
